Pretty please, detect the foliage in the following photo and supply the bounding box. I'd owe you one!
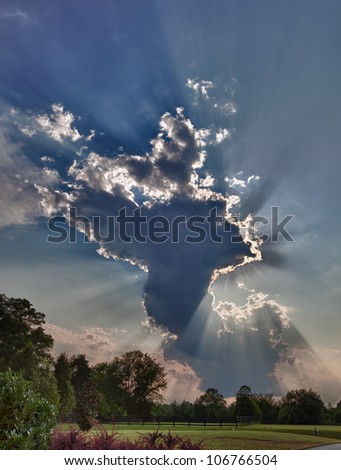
[97,351,167,416]
[137,430,204,450]
[49,427,204,450]
[71,355,100,431]
[49,427,89,450]
[31,358,60,407]
[55,353,75,419]
[0,294,54,376]
[334,409,341,424]
[194,388,227,418]
[236,385,252,397]
[234,385,261,419]
[91,362,125,417]
[0,370,56,449]
[278,388,325,425]
[251,394,278,423]
[0,294,58,408]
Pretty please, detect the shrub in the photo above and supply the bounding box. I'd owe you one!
[136,431,205,450]
[49,427,89,450]
[89,426,138,450]
[48,428,205,450]
[0,370,56,449]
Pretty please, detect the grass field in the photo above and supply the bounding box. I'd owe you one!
[60,423,341,450]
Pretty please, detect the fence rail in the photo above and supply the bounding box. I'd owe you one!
[61,415,259,428]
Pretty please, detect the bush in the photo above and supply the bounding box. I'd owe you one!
[0,370,56,449]
[136,431,204,450]
[49,427,205,450]
[49,427,89,450]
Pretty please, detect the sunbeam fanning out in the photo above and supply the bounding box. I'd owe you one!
[37,106,261,336]
[1,0,341,405]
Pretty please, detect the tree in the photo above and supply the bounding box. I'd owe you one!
[0,294,54,377]
[71,355,99,431]
[109,351,167,416]
[194,388,227,419]
[236,385,252,397]
[278,388,325,424]
[334,409,341,424]
[234,385,260,418]
[0,294,59,408]
[31,357,60,407]
[252,393,279,423]
[0,370,56,449]
[91,362,124,417]
[55,353,76,419]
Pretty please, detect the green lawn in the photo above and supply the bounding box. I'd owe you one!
[60,423,341,450]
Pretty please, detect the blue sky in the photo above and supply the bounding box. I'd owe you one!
[1,0,341,402]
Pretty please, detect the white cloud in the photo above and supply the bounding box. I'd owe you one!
[41,156,56,163]
[186,78,215,100]
[274,347,341,405]
[212,283,290,338]
[35,104,82,142]
[152,351,204,402]
[0,125,59,228]
[45,323,127,364]
[215,128,231,144]
[214,101,237,115]
[85,129,96,142]
[61,108,215,207]
[19,125,36,137]
[187,77,238,115]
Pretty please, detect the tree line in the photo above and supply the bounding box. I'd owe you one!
[1,293,341,434]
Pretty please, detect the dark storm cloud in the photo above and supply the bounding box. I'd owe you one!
[38,107,259,336]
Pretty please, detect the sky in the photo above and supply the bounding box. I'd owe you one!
[0,0,341,404]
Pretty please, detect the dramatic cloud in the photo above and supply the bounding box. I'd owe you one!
[38,106,262,339]
[2,97,299,397]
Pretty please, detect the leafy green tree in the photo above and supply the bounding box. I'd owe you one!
[0,294,59,408]
[109,351,167,416]
[0,294,54,377]
[91,362,124,417]
[334,408,341,424]
[177,400,195,419]
[234,385,261,418]
[252,393,279,423]
[0,370,56,449]
[31,358,60,407]
[194,388,227,419]
[236,385,252,397]
[278,388,325,424]
[71,355,99,430]
[55,353,75,419]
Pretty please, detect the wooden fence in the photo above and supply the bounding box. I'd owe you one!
[61,415,259,428]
